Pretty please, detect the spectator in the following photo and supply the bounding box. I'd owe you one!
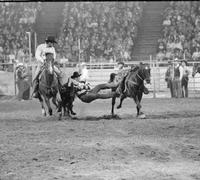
[179,60,189,98]
[173,59,182,98]
[158,2,200,62]
[165,61,174,98]
[58,2,145,62]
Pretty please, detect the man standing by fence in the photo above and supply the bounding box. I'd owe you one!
[173,59,182,98]
[165,61,174,98]
[180,60,189,98]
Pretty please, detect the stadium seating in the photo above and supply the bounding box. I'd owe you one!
[157,1,200,61]
[58,2,145,62]
[0,2,41,66]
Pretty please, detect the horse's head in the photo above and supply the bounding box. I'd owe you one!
[138,63,151,84]
[192,63,200,77]
[44,53,54,75]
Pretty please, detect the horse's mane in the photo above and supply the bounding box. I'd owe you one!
[130,65,140,73]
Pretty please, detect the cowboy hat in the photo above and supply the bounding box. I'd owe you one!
[45,36,57,43]
[16,62,24,67]
[117,61,125,66]
[80,62,86,66]
[181,59,188,66]
[71,71,81,79]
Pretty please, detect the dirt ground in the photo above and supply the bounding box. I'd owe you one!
[1,96,200,180]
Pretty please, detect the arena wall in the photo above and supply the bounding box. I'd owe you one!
[0,71,15,95]
[1,63,200,98]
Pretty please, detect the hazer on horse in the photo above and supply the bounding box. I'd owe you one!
[32,36,63,119]
[36,52,62,119]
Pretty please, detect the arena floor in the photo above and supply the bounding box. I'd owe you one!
[1,97,200,180]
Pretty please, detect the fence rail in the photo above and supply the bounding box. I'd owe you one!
[1,60,200,98]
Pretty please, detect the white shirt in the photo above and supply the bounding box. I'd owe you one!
[80,68,89,82]
[35,43,56,63]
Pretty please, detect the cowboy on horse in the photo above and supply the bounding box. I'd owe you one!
[32,36,63,98]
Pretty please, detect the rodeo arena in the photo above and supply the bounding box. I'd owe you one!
[2,1,200,180]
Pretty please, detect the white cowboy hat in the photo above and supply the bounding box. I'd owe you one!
[16,62,24,67]
[80,62,86,66]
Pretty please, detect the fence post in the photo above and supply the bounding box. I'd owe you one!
[150,55,156,98]
[13,63,16,96]
[193,62,196,98]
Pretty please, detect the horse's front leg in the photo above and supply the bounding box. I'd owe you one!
[38,93,46,116]
[133,95,141,117]
[134,92,145,119]
[56,92,62,120]
[117,94,126,109]
[111,96,116,116]
[44,97,53,116]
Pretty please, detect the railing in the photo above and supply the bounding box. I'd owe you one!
[1,60,200,98]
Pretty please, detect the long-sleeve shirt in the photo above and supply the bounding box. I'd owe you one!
[80,68,89,82]
[67,78,90,96]
[35,43,56,63]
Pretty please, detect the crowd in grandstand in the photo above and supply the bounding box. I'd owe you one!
[2,1,200,66]
[58,2,144,62]
[0,2,41,69]
[157,1,200,61]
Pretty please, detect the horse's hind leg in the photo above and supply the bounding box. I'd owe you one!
[38,94,46,116]
[56,93,62,120]
[117,94,126,109]
[111,96,116,116]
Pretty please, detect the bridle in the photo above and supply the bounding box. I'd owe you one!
[127,67,147,86]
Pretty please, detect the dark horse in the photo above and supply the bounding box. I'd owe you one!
[111,63,151,118]
[37,53,62,119]
[192,62,200,77]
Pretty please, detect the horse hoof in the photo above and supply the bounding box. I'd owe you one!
[117,105,121,109]
[42,109,46,116]
[71,111,76,116]
[138,113,146,119]
[58,114,62,120]
[64,112,70,117]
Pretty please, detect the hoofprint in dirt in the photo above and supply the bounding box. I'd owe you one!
[0,98,200,180]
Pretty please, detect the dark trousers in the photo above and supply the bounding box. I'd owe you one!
[173,78,182,98]
[167,80,174,98]
[181,77,188,98]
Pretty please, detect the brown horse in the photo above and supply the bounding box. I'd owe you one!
[111,63,151,118]
[37,53,62,120]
